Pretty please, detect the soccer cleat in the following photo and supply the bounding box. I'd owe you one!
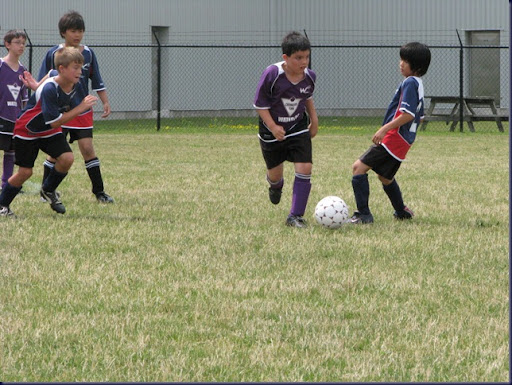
[268,187,282,205]
[40,189,60,202]
[96,191,114,203]
[40,189,66,214]
[350,211,374,224]
[0,206,16,217]
[394,206,414,220]
[286,215,308,228]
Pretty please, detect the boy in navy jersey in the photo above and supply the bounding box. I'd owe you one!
[254,31,318,228]
[350,42,431,224]
[0,47,97,217]
[38,10,114,204]
[0,30,29,190]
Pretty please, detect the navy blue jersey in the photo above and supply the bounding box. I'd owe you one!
[14,78,87,139]
[381,76,425,161]
[38,44,105,94]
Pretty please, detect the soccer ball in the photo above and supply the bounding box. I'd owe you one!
[314,196,350,229]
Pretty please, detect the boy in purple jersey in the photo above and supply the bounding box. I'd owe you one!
[38,10,114,204]
[0,30,29,190]
[350,42,431,224]
[254,31,318,228]
[0,47,97,217]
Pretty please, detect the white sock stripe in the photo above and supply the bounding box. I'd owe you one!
[266,175,283,186]
[295,173,311,180]
[85,159,101,169]
[43,160,55,168]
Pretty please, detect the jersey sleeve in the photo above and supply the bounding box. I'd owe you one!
[89,49,106,92]
[40,83,63,126]
[37,50,54,81]
[399,78,420,117]
[253,65,278,109]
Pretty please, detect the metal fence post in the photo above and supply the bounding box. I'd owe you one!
[456,29,464,132]
[24,29,33,96]
[152,31,161,131]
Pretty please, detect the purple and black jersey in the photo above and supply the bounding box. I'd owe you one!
[0,59,29,132]
[254,62,316,141]
[38,44,105,95]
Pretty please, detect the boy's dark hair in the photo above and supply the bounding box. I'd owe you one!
[282,31,310,56]
[59,10,85,38]
[400,42,431,77]
[4,29,27,44]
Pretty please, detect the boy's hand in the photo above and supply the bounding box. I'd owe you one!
[80,95,98,111]
[308,122,318,138]
[20,71,39,91]
[372,127,387,145]
[101,101,111,118]
[270,124,286,141]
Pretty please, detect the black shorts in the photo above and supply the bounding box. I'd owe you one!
[0,134,13,151]
[63,128,93,143]
[260,131,312,170]
[14,134,72,168]
[359,144,402,180]
[0,119,14,151]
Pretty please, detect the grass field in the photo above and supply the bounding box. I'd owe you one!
[1,118,509,382]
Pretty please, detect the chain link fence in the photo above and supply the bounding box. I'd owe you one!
[23,43,509,133]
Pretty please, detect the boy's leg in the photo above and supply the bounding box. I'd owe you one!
[380,177,413,219]
[77,137,114,203]
[351,159,373,224]
[267,163,284,205]
[286,162,312,228]
[0,167,32,216]
[2,150,15,190]
[42,157,56,185]
[40,137,74,214]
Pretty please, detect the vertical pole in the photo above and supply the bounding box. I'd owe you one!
[303,29,311,69]
[24,29,33,96]
[456,29,464,132]
[153,31,161,131]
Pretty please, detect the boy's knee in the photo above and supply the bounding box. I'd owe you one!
[56,152,74,171]
[352,160,367,175]
[379,175,394,185]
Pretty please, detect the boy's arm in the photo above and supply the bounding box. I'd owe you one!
[372,113,414,145]
[305,98,318,138]
[96,89,111,118]
[21,71,47,91]
[50,95,98,128]
[257,109,286,141]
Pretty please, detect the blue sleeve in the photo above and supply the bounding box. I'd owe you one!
[37,50,54,81]
[40,83,62,124]
[89,49,105,91]
[399,78,419,117]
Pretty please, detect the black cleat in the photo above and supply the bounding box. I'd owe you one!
[0,206,16,217]
[286,215,308,228]
[394,206,414,220]
[350,211,374,224]
[40,189,66,214]
[96,191,114,203]
[268,187,282,205]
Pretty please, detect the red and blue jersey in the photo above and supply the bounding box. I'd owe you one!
[14,77,87,139]
[381,76,425,161]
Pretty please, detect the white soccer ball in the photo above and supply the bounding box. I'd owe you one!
[314,196,350,229]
